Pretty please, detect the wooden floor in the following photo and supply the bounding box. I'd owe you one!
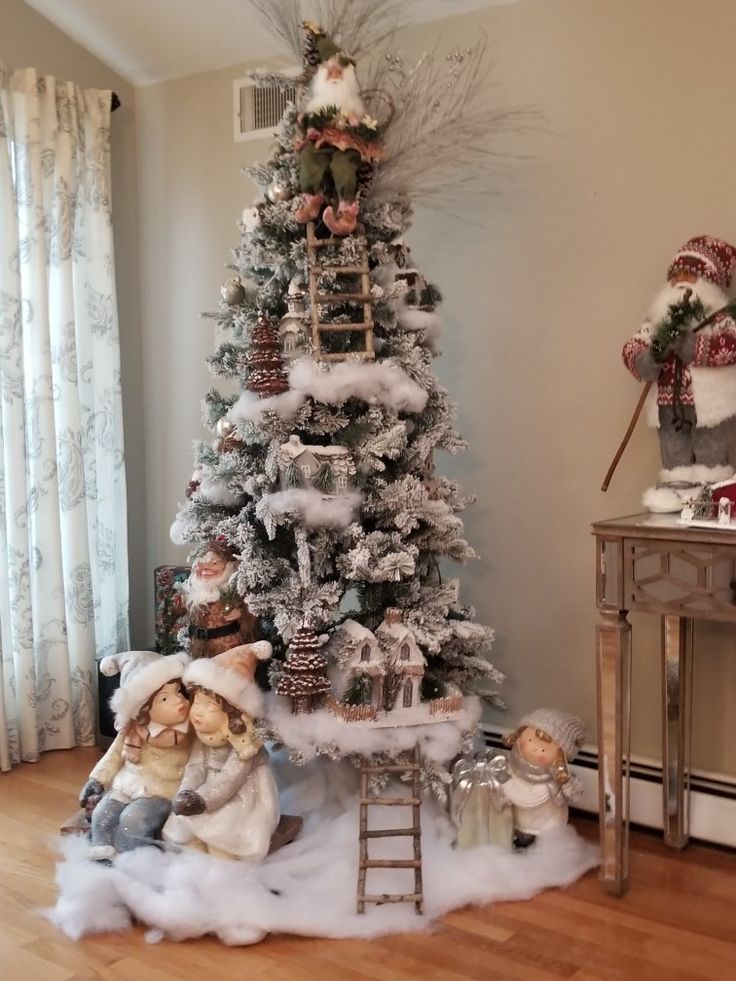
[2,749,736,981]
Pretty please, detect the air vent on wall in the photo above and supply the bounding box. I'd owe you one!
[233,70,299,142]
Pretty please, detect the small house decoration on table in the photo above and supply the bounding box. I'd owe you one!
[278,435,356,495]
[679,476,736,529]
[279,279,310,360]
[275,625,332,714]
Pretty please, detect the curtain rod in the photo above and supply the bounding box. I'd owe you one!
[111,92,121,112]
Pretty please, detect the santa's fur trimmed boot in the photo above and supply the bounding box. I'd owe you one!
[323,199,358,236]
[294,192,324,223]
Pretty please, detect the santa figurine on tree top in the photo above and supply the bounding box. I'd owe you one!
[294,23,382,236]
[623,235,736,511]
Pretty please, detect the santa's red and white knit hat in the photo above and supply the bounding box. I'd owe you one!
[100,650,190,728]
[667,235,736,291]
[184,641,272,718]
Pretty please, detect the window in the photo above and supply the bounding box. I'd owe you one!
[403,680,413,708]
[360,643,371,663]
[400,642,410,661]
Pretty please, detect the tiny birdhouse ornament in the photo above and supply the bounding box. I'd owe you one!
[279,278,310,360]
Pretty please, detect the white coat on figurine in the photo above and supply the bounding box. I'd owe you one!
[501,708,584,848]
[163,644,280,861]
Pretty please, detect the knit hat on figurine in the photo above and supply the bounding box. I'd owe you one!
[183,641,272,718]
[666,235,736,292]
[100,650,190,728]
[519,708,585,761]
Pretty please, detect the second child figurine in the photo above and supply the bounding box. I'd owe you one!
[163,643,280,861]
[502,708,585,848]
[78,651,192,860]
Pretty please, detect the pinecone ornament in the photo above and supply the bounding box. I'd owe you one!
[246,310,289,397]
[275,626,331,714]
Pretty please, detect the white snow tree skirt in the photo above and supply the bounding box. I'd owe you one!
[48,756,599,946]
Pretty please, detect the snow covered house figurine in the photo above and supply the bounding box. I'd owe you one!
[278,435,356,495]
[376,608,425,710]
[339,619,385,709]
[279,279,310,360]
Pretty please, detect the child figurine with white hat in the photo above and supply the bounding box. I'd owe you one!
[502,708,585,849]
[163,641,281,861]
[78,651,192,859]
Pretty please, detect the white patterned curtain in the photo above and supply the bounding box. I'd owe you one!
[0,66,129,771]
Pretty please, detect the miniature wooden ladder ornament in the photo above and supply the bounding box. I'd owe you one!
[306,221,375,361]
[357,746,423,915]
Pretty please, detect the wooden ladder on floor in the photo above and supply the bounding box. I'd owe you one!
[306,221,375,361]
[357,746,423,915]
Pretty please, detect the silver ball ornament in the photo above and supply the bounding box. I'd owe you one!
[221,276,245,305]
[216,417,236,439]
[267,179,293,204]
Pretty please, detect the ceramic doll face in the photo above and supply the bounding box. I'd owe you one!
[149,681,190,727]
[190,690,229,735]
[517,727,560,768]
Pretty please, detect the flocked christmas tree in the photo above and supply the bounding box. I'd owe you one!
[170,1,526,783]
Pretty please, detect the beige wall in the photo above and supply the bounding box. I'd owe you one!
[2,0,146,652]
[132,0,736,776]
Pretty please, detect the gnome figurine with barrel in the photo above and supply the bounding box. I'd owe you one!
[622,235,736,511]
[294,23,383,236]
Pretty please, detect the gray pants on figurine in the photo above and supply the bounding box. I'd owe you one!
[91,792,171,855]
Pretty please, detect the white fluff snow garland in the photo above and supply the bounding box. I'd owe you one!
[265,693,481,762]
[289,358,428,413]
[48,755,598,946]
[259,488,362,530]
[227,360,426,420]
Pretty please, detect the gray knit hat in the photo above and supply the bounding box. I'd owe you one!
[519,708,585,761]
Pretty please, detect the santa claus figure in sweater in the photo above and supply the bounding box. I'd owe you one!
[623,235,736,511]
[183,537,261,659]
[294,24,382,236]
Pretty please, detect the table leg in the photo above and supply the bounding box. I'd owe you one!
[661,614,693,849]
[596,609,632,896]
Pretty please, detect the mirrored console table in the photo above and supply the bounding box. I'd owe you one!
[592,512,736,895]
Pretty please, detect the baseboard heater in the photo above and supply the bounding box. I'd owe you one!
[481,725,736,849]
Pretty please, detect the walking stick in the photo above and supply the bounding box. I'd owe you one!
[601,292,736,492]
[601,383,652,491]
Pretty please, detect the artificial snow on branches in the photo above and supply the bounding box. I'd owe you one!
[289,357,428,412]
[257,488,362,533]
